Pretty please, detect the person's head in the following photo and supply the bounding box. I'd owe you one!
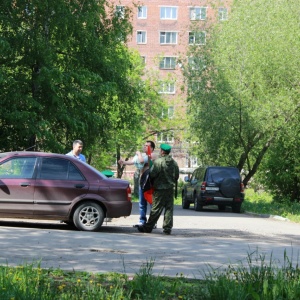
[160,143,171,155]
[72,140,84,155]
[143,140,155,153]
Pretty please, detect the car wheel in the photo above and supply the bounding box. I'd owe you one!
[218,205,226,211]
[73,202,105,231]
[232,203,241,213]
[194,194,203,211]
[182,191,190,209]
[220,178,240,198]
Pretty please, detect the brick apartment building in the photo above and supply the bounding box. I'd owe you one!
[113,1,229,177]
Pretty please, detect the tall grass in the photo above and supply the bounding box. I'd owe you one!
[243,189,300,223]
[1,251,300,300]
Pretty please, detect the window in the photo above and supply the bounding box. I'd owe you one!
[0,157,37,179]
[159,82,175,94]
[189,32,206,45]
[160,32,177,44]
[137,31,147,44]
[219,8,228,21]
[162,106,174,118]
[39,158,84,180]
[157,132,174,143]
[138,6,147,19]
[190,7,207,20]
[116,5,125,18]
[159,57,176,69]
[160,7,178,20]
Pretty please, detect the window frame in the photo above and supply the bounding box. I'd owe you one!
[137,6,147,19]
[159,31,178,45]
[189,31,206,45]
[218,8,228,21]
[162,106,174,119]
[189,7,207,20]
[160,6,178,20]
[137,30,147,44]
[159,57,176,70]
[159,82,176,94]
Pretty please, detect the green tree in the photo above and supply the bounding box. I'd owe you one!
[0,0,144,159]
[184,0,300,188]
[259,115,300,201]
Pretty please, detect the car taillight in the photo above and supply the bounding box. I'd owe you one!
[127,186,132,201]
[240,183,244,193]
[201,181,206,191]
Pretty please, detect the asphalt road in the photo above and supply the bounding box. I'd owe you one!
[0,202,300,279]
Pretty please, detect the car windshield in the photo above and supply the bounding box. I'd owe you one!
[207,168,240,183]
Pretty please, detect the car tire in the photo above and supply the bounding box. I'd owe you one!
[194,194,203,211]
[182,191,190,209]
[220,178,240,198]
[73,202,105,231]
[218,205,226,211]
[232,203,241,213]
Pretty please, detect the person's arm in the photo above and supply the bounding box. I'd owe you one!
[118,158,134,166]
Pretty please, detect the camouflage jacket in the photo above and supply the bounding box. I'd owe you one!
[149,154,179,190]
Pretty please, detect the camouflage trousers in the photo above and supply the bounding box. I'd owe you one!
[145,188,174,233]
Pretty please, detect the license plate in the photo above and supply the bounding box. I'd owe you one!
[206,187,219,191]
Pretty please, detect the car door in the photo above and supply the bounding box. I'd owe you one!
[33,157,89,217]
[185,169,199,201]
[0,157,37,216]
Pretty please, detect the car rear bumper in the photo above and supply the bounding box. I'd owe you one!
[200,194,244,206]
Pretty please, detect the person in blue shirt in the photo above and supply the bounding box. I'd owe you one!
[118,140,156,227]
[66,140,86,162]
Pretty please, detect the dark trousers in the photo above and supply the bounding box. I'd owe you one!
[145,188,174,233]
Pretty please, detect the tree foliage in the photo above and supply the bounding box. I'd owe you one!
[259,115,300,201]
[0,0,149,161]
[184,0,300,190]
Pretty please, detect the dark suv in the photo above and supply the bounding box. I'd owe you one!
[182,166,244,213]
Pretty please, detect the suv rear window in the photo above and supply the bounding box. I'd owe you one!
[206,168,240,183]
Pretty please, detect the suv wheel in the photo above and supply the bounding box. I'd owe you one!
[194,194,203,211]
[232,203,241,213]
[73,201,105,231]
[182,191,190,209]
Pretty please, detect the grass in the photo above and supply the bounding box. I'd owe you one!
[242,189,300,223]
[2,190,300,299]
[1,252,300,300]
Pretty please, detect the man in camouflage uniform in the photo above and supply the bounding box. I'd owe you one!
[137,143,179,235]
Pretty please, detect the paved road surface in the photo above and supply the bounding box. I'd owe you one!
[0,202,299,278]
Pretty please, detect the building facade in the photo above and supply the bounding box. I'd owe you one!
[114,1,229,173]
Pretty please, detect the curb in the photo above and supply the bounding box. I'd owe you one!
[245,211,289,222]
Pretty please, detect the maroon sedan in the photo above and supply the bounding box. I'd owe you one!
[0,152,132,231]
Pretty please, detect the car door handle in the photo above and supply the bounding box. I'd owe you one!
[74,184,85,189]
[20,182,30,187]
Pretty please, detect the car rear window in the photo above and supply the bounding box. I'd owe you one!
[206,168,240,183]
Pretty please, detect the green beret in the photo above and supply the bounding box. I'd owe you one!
[101,170,114,177]
[160,143,172,151]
